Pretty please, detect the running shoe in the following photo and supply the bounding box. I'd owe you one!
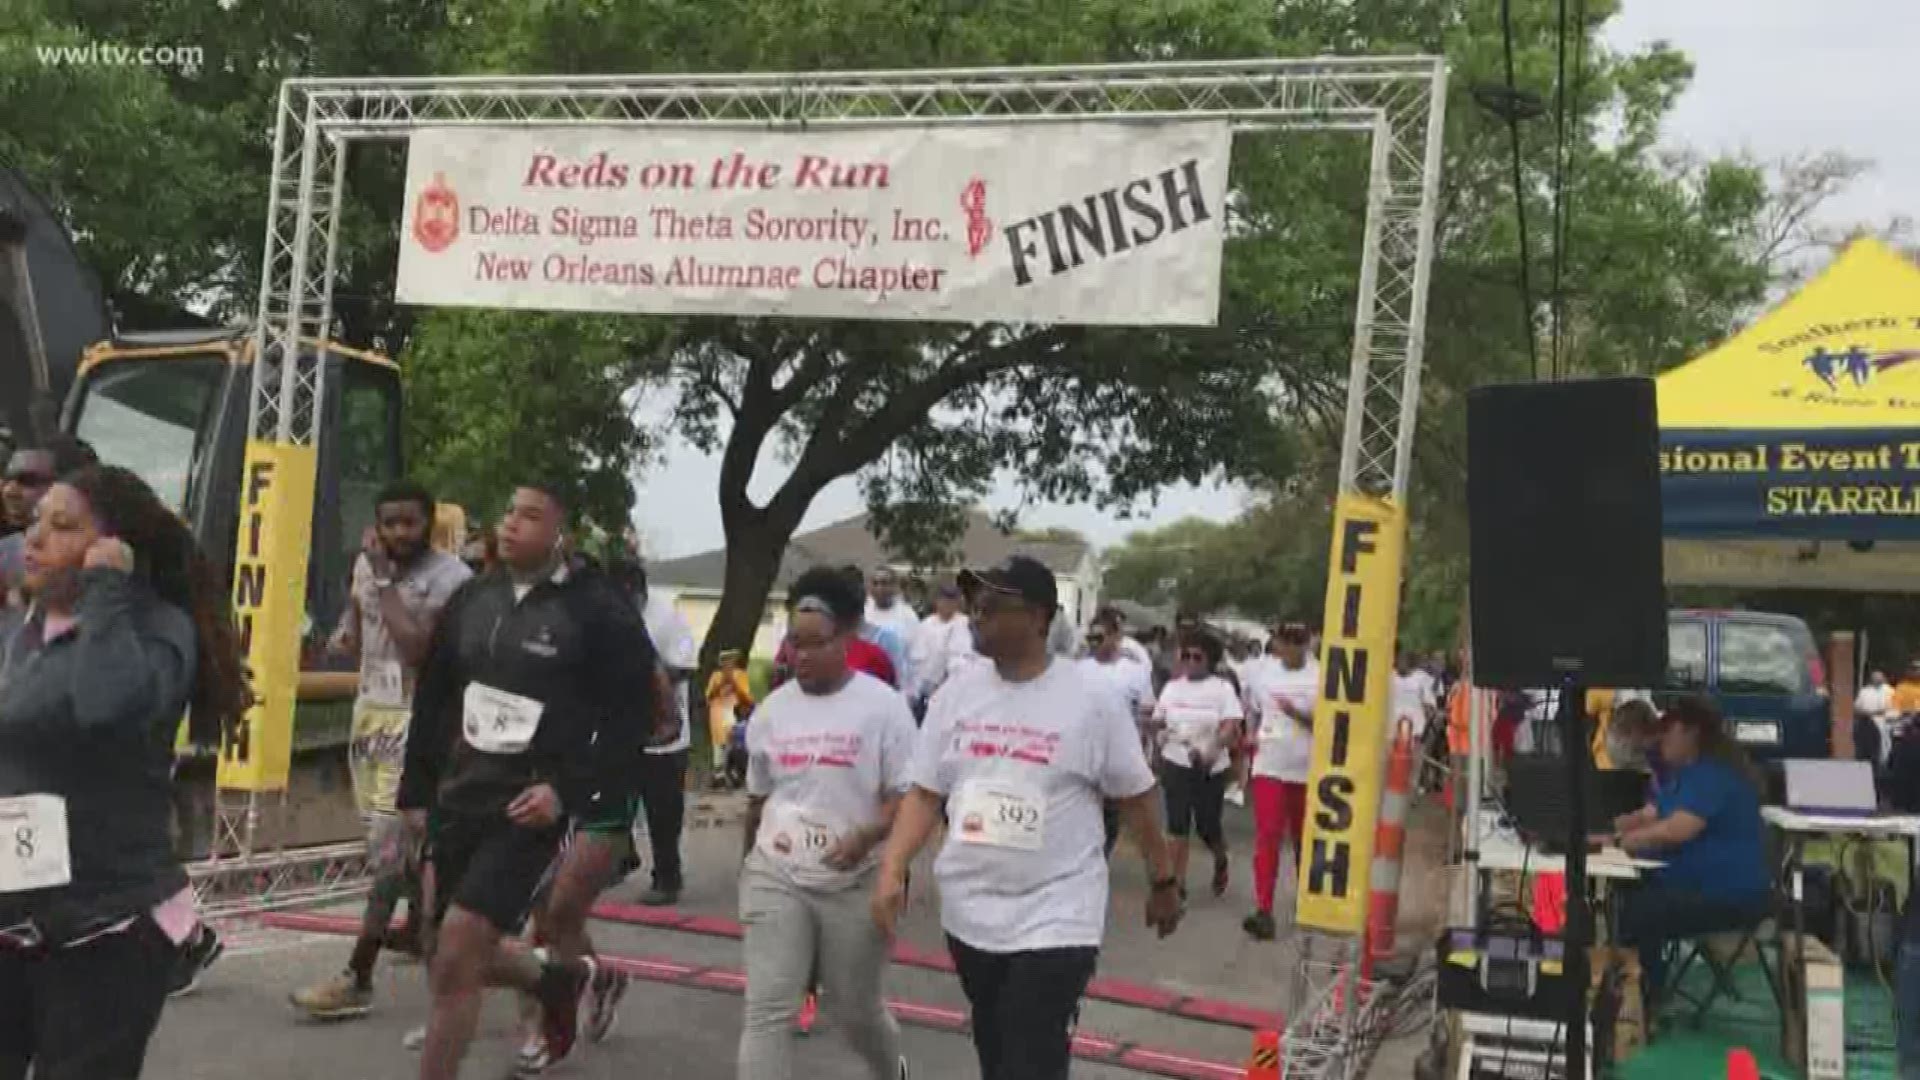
[1243,910,1277,942]
[169,922,225,998]
[514,1029,548,1076]
[585,961,631,1043]
[289,970,374,1020]
[522,955,593,1075]
[796,991,818,1037]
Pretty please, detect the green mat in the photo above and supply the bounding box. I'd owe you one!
[1614,952,1898,1079]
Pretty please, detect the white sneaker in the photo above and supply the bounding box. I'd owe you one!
[402,1025,427,1052]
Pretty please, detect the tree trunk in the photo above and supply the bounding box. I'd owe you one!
[690,507,798,767]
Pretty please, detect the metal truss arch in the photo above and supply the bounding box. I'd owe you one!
[234,59,1447,1080]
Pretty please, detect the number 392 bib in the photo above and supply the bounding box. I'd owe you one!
[953,779,1046,851]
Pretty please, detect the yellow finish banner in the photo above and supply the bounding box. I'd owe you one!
[1295,492,1408,934]
[216,441,317,791]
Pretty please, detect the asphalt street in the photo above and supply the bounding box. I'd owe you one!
[144,792,1447,1079]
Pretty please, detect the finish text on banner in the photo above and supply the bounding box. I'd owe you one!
[217,441,317,792]
[1296,493,1407,934]
[394,122,1230,326]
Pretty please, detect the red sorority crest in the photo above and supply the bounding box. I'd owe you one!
[960,178,991,258]
[412,172,460,253]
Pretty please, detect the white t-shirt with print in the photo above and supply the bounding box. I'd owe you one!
[1079,654,1154,718]
[1246,657,1321,782]
[746,672,917,891]
[643,592,700,754]
[910,659,1157,954]
[1154,675,1244,775]
[1391,669,1437,739]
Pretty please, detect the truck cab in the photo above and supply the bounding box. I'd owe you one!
[63,328,403,854]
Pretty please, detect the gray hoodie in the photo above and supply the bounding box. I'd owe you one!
[0,569,196,941]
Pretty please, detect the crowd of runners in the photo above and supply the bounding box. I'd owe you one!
[0,441,1460,1079]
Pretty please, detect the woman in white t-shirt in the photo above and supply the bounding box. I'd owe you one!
[1154,633,1245,900]
[1241,622,1319,941]
[738,568,917,1080]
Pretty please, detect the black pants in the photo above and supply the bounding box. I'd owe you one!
[637,749,688,888]
[948,935,1099,1080]
[1160,760,1226,849]
[0,917,175,1079]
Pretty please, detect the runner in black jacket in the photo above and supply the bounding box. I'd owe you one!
[397,484,658,1080]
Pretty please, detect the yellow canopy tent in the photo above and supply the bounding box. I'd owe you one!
[1658,237,1920,590]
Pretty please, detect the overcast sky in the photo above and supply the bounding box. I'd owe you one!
[633,1,1914,560]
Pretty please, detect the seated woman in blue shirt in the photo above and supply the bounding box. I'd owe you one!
[1611,694,1770,1015]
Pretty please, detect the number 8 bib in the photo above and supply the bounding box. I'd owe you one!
[0,794,71,893]
[463,683,545,754]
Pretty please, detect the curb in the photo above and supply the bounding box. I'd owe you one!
[591,900,1286,1033]
[260,912,1245,1080]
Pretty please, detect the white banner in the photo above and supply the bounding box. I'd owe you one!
[395,122,1230,326]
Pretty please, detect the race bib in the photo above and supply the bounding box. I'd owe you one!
[1262,694,1308,736]
[0,794,71,893]
[756,803,840,870]
[953,780,1046,851]
[362,659,406,709]
[462,683,545,754]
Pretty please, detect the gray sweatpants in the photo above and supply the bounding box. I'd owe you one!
[737,857,900,1080]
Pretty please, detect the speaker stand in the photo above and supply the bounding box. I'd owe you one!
[1555,674,1592,1079]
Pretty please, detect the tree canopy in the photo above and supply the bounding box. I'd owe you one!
[0,0,1887,667]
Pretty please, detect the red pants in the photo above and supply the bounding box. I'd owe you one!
[1250,777,1307,915]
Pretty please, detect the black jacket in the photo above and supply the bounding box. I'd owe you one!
[396,562,657,822]
[0,570,195,941]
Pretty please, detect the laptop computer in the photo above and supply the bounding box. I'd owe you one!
[1784,758,1877,817]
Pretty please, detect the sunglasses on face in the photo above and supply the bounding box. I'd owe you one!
[1180,650,1207,662]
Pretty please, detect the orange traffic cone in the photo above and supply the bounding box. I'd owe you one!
[1727,1048,1759,1080]
[1244,1028,1280,1080]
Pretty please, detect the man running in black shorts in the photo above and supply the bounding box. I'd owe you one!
[397,483,659,1080]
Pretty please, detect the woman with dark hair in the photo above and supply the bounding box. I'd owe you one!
[0,465,245,1078]
[737,566,914,1080]
[1152,632,1244,901]
[1611,694,1769,1015]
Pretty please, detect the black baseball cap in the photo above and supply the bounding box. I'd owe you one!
[959,555,1058,615]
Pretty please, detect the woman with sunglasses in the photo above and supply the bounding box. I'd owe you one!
[0,465,245,1078]
[737,566,915,1080]
[1153,632,1244,900]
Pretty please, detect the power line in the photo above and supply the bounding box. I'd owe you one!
[1498,0,1540,380]
[1555,0,1590,381]
[1549,0,1570,380]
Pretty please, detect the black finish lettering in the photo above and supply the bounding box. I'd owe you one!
[1306,837,1351,897]
[1339,517,1380,574]
[1325,645,1368,704]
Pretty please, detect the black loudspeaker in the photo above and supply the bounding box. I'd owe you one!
[1468,378,1666,690]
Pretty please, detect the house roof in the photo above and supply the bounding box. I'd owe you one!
[650,509,1090,594]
